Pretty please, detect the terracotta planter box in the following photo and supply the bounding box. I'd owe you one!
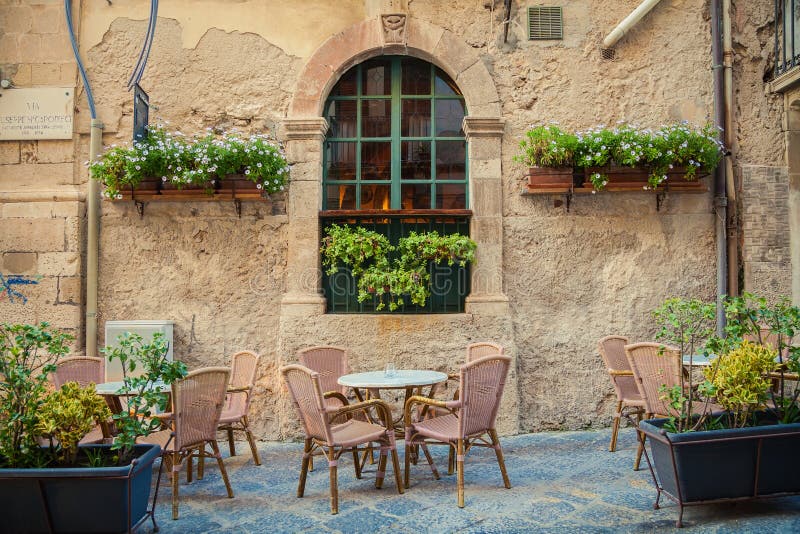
[113,175,267,202]
[527,167,574,190]
[583,166,651,191]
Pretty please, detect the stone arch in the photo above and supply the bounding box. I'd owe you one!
[289,16,501,119]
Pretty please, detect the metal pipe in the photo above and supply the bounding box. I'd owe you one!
[86,118,103,357]
[711,0,728,334]
[602,0,664,49]
[723,0,738,297]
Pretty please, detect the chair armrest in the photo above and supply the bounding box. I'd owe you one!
[323,391,350,406]
[404,395,460,426]
[330,399,393,429]
[608,370,634,377]
[227,385,250,393]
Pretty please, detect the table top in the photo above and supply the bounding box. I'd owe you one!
[338,370,448,389]
[94,380,171,395]
[682,354,713,367]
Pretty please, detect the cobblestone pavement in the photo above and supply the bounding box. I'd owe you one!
[141,429,800,533]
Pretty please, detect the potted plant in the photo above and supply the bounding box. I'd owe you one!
[0,324,187,533]
[637,294,800,527]
[514,124,577,190]
[321,224,476,311]
[89,124,290,201]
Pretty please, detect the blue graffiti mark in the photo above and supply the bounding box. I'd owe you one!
[0,273,41,304]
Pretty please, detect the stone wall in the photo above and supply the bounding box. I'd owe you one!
[0,0,83,347]
[0,0,790,440]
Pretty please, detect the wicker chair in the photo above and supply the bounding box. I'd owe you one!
[53,356,104,388]
[597,335,646,452]
[140,367,234,520]
[281,363,403,514]
[404,354,512,508]
[53,356,109,444]
[217,350,261,466]
[297,346,349,400]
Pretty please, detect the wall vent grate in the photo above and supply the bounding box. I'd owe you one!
[528,6,563,40]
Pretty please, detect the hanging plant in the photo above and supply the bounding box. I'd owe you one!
[89,125,290,199]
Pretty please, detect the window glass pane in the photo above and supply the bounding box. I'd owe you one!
[401,183,432,209]
[361,100,391,137]
[436,183,466,209]
[401,100,431,137]
[435,68,461,96]
[362,58,391,95]
[326,184,356,210]
[361,142,391,181]
[435,100,466,136]
[325,142,356,180]
[326,100,357,138]
[329,68,358,96]
[401,141,431,180]
[436,141,466,181]
[361,184,392,210]
[401,57,431,95]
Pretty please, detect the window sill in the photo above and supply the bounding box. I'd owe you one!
[320,209,472,218]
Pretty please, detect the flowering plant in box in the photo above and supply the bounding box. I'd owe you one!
[89,125,290,199]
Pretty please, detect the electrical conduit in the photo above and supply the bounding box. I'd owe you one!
[602,0,664,49]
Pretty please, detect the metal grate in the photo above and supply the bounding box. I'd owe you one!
[601,48,616,61]
[320,214,471,314]
[528,6,563,40]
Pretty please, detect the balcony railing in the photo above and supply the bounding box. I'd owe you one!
[319,210,471,314]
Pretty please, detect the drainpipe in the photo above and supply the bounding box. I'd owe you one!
[66,0,103,356]
[723,0,739,298]
[602,0,664,49]
[711,0,728,334]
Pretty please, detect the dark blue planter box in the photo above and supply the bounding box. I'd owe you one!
[639,416,800,526]
[0,443,161,534]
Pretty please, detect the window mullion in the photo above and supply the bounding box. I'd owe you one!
[356,63,363,208]
[430,62,436,208]
[390,58,402,209]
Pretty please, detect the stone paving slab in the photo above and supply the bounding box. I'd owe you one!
[141,429,800,533]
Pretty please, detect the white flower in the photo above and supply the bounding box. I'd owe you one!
[256,183,262,189]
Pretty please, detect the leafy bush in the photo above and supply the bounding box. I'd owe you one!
[36,382,112,466]
[0,323,73,468]
[514,124,578,167]
[321,225,476,311]
[90,125,290,199]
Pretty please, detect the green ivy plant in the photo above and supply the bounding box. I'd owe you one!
[0,323,73,468]
[321,224,477,311]
[102,332,187,462]
[89,125,290,199]
[513,124,578,168]
[36,382,112,467]
[520,122,723,190]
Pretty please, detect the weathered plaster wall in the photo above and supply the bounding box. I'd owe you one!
[0,1,788,440]
[0,0,83,348]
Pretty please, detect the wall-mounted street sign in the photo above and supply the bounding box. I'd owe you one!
[0,87,74,140]
[133,84,149,142]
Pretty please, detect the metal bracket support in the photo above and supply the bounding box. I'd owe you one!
[135,200,145,218]
[656,191,666,211]
[234,199,242,218]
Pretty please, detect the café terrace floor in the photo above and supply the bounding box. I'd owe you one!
[141,428,800,533]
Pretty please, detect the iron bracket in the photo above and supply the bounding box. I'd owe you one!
[134,200,145,218]
[234,199,242,218]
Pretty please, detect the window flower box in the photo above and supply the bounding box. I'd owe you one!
[526,167,575,192]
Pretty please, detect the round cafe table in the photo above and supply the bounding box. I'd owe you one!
[95,380,171,414]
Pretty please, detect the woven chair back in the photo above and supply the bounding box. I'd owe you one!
[466,342,505,363]
[458,354,511,438]
[625,342,682,417]
[597,335,640,401]
[297,346,348,395]
[745,328,789,357]
[54,356,104,388]
[281,364,334,445]
[225,350,260,416]
[172,367,230,451]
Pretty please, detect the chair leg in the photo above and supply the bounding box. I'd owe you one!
[198,448,205,480]
[404,438,411,489]
[610,400,623,452]
[211,441,234,498]
[421,444,439,480]
[327,447,339,515]
[352,447,362,479]
[171,452,180,520]
[227,427,236,457]
[390,446,404,495]
[489,429,511,489]
[242,417,261,465]
[456,439,465,508]
[186,450,194,483]
[298,438,312,498]
[634,413,650,471]
[375,444,388,489]
[447,444,455,476]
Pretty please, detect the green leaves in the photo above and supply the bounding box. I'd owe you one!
[514,124,578,168]
[321,225,477,311]
[102,332,188,462]
[0,323,74,468]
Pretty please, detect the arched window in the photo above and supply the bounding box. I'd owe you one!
[322,56,467,210]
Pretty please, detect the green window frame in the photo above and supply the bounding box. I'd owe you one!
[322,56,468,211]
